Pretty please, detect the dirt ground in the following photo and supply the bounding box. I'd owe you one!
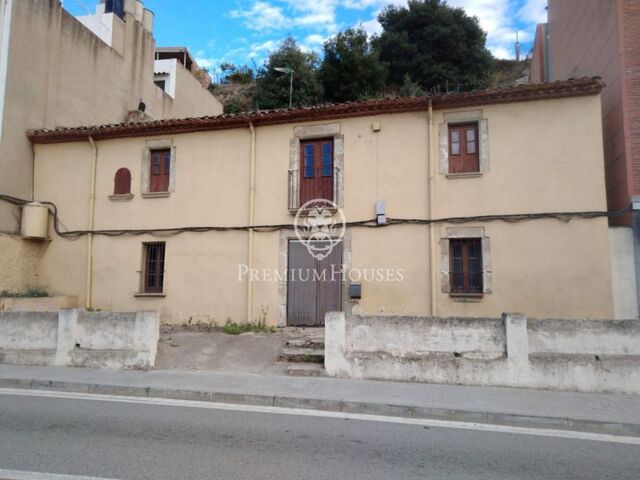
[155,325,289,374]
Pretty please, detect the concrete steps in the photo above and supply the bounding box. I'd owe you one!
[280,347,324,364]
[286,363,326,377]
[281,329,326,376]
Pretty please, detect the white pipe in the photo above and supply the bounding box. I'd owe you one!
[86,136,97,310]
[0,0,13,145]
[246,122,257,322]
[428,100,437,317]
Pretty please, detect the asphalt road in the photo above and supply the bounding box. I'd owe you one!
[0,392,638,480]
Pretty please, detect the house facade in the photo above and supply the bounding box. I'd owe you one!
[26,79,615,325]
[0,0,222,294]
[530,0,640,319]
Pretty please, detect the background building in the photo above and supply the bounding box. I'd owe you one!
[530,0,640,318]
[0,0,222,293]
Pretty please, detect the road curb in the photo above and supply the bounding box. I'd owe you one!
[1,377,639,437]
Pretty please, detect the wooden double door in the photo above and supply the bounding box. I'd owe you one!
[287,240,342,327]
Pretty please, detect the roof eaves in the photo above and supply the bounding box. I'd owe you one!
[27,78,604,144]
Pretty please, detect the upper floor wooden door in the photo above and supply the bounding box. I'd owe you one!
[299,139,334,205]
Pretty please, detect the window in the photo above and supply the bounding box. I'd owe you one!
[143,242,165,293]
[449,238,483,294]
[149,149,171,193]
[448,123,479,173]
[113,168,131,195]
[299,139,334,205]
[154,80,166,91]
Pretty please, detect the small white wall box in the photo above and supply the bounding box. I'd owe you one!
[349,283,362,299]
[21,202,49,240]
[376,200,386,225]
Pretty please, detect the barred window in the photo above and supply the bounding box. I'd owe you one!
[449,238,483,294]
[143,242,165,293]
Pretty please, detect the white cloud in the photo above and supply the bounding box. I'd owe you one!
[284,0,340,32]
[304,34,327,46]
[195,57,216,69]
[360,17,382,36]
[248,39,279,58]
[447,0,540,59]
[229,1,288,31]
[517,0,547,24]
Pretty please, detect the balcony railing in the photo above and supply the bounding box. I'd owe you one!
[288,167,341,211]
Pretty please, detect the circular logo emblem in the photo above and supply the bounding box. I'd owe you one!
[294,199,346,260]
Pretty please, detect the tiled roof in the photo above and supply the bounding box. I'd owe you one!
[28,78,603,144]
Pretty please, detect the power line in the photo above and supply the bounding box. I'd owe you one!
[1,194,630,240]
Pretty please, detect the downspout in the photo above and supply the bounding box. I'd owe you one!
[86,136,97,310]
[428,100,437,317]
[246,122,257,322]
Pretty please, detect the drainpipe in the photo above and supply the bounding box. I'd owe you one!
[86,136,97,310]
[427,100,437,317]
[246,122,257,322]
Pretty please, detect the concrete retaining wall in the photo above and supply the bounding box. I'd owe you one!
[0,295,79,312]
[0,309,159,369]
[326,313,640,394]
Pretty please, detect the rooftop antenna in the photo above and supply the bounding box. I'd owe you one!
[515,31,521,61]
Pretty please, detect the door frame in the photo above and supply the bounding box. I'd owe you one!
[286,239,343,327]
[277,230,352,327]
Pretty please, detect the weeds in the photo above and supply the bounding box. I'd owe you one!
[222,318,276,335]
[0,288,50,298]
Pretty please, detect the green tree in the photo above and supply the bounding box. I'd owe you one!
[220,63,255,84]
[320,27,387,103]
[376,0,493,92]
[253,37,323,109]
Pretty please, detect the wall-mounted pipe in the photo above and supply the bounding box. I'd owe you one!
[427,100,437,317]
[246,122,257,322]
[86,136,98,310]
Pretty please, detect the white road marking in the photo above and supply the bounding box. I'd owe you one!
[0,387,638,445]
[0,468,119,480]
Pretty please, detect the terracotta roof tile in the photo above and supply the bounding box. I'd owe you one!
[28,78,604,144]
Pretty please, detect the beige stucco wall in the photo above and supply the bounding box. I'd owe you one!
[0,233,43,294]
[0,0,221,234]
[32,93,615,323]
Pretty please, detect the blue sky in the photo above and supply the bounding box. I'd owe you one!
[63,0,547,80]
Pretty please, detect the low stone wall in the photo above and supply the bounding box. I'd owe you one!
[0,309,159,369]
[325,313,640,394]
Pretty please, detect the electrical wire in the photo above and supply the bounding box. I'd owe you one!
[0,194,631,240]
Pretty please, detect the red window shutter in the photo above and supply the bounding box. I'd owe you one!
[113,168,131,195]
[299,139,334,205]
[150,149,171,192]
[448,123,479,173]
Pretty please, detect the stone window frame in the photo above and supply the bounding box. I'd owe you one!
[440,226,492,296]
[141,139,177,198]
[276,230,352,327]
[439,110,489,177]
[289,123,344,211]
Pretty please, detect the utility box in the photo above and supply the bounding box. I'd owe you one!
[21,202,49,240]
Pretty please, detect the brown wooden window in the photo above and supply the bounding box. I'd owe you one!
[150,149,171,193]
[448,123,479,173]
[300,138,334,204]
[449,238,483,294]
[143,242,165,293]
[113,168,131,195]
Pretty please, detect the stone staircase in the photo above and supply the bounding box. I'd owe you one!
[279,329,326,377]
